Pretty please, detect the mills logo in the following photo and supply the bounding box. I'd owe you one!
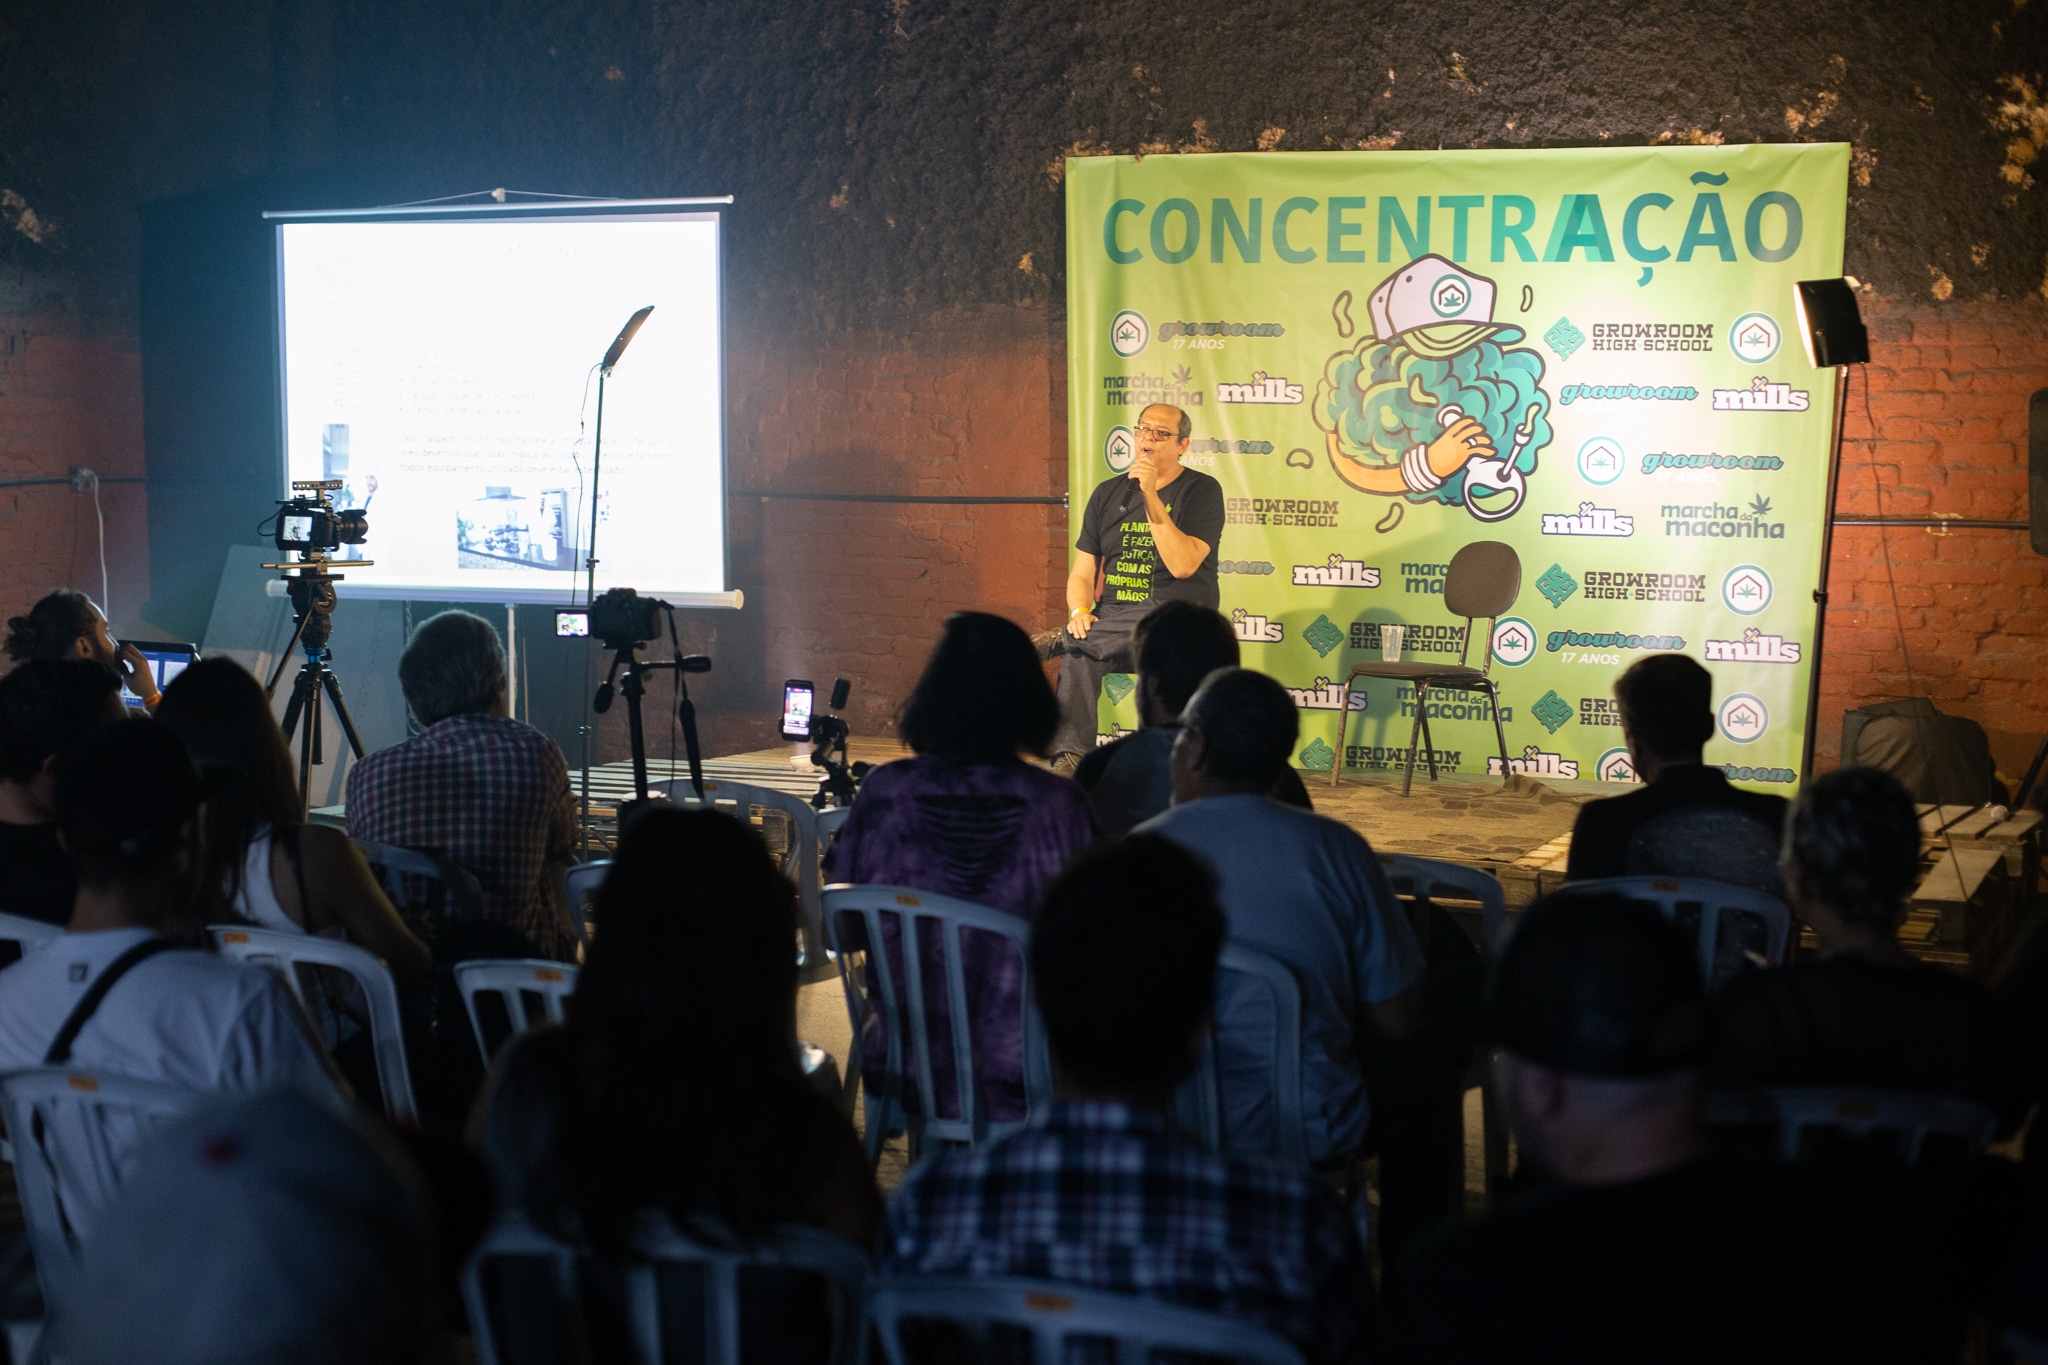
[1541,502,1634,537]
[1488,746,1580,779]
[1216,372,1305,405]
[1596,747,1641,783]
[1231,608,1283,643]
[1712,376,1811,412]
[1704,627,1802,664]
[1288,678,1368,711]
[1293,555,1382,588]
[1110,309,1149,358]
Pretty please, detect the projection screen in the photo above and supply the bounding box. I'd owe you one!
[269,199,733,606]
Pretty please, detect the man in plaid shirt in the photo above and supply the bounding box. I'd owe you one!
[881,836,1374,1365]
[347,611,579,962]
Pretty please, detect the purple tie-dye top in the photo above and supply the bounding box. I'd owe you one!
[824,756,1095,1122]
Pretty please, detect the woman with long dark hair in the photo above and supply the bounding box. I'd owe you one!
[154,657,428,979]
[824,611,1094,1124]
[478,806,878,1249]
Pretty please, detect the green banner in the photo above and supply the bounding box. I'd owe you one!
[1065,144,1848,789]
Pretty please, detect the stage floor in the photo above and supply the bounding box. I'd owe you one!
[575,740,1599,906]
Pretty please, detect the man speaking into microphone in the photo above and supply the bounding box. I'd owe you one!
[1048,403,1225,772]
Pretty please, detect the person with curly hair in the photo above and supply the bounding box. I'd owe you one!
[5,588,165,709]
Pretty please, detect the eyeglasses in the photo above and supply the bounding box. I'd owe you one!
[1134,424,1180,441]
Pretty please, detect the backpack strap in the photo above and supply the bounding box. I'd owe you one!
[44,938,184,1066]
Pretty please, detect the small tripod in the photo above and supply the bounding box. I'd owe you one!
[593,638,710,817]
[263,555,371,807]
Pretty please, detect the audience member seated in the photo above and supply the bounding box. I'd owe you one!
[477,807,877,1355]
[0,659,125,927]
[157,657,429,979]
[881,836,1372,1365]
[346,610,579,962]
[4,587,164,709]
[1396,893,1940,1364]
[1073,599,1311,837]
[0,721,341,1235]
[1710,766,2023,1125]
[824,611,1093,1124]
[1139,670,1425,1170]
[58,1089,439,1365]
[1565,653,1788,891]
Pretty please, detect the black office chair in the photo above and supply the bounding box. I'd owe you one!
[1330,540,1520,796]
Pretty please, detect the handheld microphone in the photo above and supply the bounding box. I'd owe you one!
[600,306,655,373]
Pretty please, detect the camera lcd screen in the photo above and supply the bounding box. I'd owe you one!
[555,611,590,638]
[281,514,316,544]
[780,683,814,740]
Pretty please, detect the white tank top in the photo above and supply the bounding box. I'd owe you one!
[233,825,305,935]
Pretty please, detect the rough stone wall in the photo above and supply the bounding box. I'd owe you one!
[0,0,2042,761]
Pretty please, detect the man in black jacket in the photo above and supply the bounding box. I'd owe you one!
[1564,653,1787,887]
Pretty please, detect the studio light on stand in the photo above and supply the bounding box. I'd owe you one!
[1794,277,1871,784]
[578,304,655,854]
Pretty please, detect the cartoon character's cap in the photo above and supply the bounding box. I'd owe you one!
[1368,254,1523,358]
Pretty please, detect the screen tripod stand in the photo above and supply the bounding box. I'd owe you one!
[263,555,371,807]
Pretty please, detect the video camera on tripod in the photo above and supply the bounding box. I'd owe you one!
[259,480,375,803]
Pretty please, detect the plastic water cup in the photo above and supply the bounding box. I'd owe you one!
[1381,624,1405,662]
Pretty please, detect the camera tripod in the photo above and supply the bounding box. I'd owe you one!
[263,557,370,807]
[593,638,709,813]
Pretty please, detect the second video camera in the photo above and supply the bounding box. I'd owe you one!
[271,479,368,555]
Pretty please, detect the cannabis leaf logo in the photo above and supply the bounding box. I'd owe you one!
[1171,364,1193,387]
[1747,494,1773,518]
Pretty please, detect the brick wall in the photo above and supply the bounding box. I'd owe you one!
[1815,294,2048,780]
[0,292,150,641]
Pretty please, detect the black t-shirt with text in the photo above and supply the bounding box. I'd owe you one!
[1076,469,1225,610]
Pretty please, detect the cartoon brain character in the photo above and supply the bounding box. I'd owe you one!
[1313,255,1552,523]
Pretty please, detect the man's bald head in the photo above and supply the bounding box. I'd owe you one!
[1139,404,1191,443]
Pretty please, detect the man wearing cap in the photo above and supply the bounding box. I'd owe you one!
[0,720,340,1240]
[1313,255,1552,525]
[1394,893,1941,1363]
[1046,402,1225,771]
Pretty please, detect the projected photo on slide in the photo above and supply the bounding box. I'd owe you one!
[272,205,729,604]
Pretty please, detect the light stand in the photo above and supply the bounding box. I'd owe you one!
[1794,278,1871,785]
[576,305,655,854]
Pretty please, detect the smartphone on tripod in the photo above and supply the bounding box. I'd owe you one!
[780,680,815,740]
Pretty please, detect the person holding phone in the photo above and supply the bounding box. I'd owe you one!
[4,588,165,710]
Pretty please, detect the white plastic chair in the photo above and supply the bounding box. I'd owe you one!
[822,885,1052,1167]
[1555,875,1792,987]
[351,839,486,923]
[209,926,417,1126]
[0,1069,205,1318]
[0,912,60,966]
[868,1276,1306,1365]
[1378,854,1511,1191]
[1703,1086,1998,1167]
[1175,943,1308,1165]
[453,959,580,1066]
[463,1212,869,1365]
[667,779,832,972]
[563,860,609,944]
